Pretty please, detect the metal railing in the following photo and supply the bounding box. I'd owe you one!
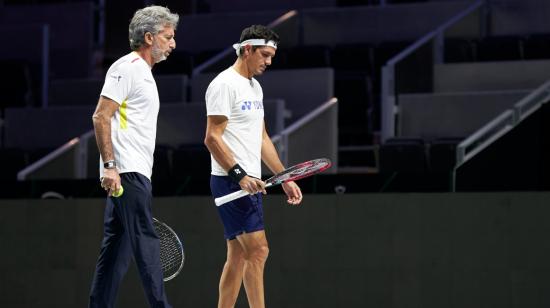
[17,130,95,181]
[271,97,338,171]
[381,0,486,143]
[451,79,550,191]
[192,10,298,77]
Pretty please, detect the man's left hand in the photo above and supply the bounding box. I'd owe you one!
[281,181,302,205]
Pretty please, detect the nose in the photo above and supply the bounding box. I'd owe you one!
[170,38,176,50]
[265,56,272,66]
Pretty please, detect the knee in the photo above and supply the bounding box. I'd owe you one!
[226,248,245,267]
[226,254,245,268]
[245,244,269,264]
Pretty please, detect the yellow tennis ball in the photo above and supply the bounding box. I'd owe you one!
[112,186,124,197]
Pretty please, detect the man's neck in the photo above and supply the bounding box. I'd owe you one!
[134,49,154,68]
[232,58,252,79]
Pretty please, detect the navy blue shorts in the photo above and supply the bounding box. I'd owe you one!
[210,175,264,240]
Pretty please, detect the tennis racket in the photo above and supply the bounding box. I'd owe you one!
[110,188,184,281]
[215,158,332,206]
[153,217,185,282]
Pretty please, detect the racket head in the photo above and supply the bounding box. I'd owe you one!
[265,158,332,186]
[153,218,185,282]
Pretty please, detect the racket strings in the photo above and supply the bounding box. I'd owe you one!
[153,220,184,280]
[268,158,331,184]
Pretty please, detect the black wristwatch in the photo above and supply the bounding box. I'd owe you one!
[103,160,116,169]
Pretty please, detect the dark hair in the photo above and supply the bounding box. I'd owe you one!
[238,25,280,55]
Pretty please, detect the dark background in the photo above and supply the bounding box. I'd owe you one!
[1,0,550,307]
[2,192,550,308]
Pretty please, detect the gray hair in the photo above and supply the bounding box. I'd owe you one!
[129,5,179,51]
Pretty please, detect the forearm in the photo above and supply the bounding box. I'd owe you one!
[204,134,237,171]
[261,136,285,174]
[92,114,115,162]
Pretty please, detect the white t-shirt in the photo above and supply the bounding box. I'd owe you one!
[99,52,159,180]
[206,67,265,178]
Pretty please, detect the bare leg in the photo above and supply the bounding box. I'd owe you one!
[237,230,269,308]
[218,239,246,308]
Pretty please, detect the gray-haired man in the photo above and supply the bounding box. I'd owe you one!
[89,5,178,308]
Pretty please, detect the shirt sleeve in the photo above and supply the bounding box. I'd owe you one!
[205,80,234,118]
[100,62,133,105]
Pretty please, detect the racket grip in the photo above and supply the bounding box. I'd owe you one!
[215,189,249,206]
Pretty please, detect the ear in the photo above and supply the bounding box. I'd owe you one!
[243,45,252,56]
[144,32,154,46]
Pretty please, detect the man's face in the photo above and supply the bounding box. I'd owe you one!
[151,25,176,63]
[245,46,276,76]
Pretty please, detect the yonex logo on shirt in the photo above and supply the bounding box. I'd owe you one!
[241,101,264,111]
[242,101,252,110]
[206,67,264,178]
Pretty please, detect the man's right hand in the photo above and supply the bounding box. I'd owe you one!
[101,168,121,196]
[239,176,267,195]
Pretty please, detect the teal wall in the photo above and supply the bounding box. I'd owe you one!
[1,192,550,307]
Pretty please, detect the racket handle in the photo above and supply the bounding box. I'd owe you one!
[215,189,249,206]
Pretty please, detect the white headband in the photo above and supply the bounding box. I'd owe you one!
[232,39,278,56]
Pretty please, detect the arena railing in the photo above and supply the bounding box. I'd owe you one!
[270,97,338,174]
[380,0,486,143]
[17,130,95,181]
[192,10,298,77]
[451,79,550,191]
